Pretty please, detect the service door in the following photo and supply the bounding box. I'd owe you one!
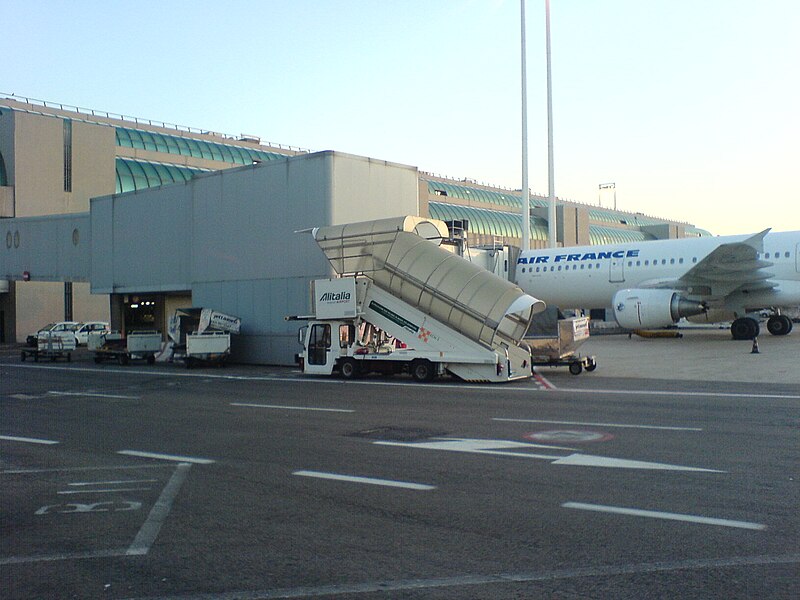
[796,243,800,272]
[304,323,336,375]
[609,255,626,283]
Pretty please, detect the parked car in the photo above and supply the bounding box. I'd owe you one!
[74,321,110,345]
[26,322,82,347]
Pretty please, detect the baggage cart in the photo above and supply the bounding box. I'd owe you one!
[90,330,162,365]
[526,316,597,375]
[21,332,76,362]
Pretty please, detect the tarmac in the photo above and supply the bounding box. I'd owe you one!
[2,326,798,387]
[575,326,800,385]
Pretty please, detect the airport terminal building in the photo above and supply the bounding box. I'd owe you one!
[0,95,709,362]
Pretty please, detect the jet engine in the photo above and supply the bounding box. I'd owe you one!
[612,289,706,329]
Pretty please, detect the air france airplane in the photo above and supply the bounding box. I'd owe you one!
[515,229,800,339]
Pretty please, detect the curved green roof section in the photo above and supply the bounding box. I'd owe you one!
[116,127,290,165]
[427,180,548,209]
[428,202,550,242]
[0,149,7,186]
[589,226,654,245]
[115,157,209,194]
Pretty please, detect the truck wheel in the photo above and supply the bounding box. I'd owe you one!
[411,359,436,382]
[585,360,597,372]
[146,355,156,365]
[569,362,583,375]
[340,358,360,379]
[118,354,129,366]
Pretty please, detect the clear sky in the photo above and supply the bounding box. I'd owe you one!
[3,0,798,235]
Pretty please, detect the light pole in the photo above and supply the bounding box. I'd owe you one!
[545,0,556,248]
[520,0,530,251]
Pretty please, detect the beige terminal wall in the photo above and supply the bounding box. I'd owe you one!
[0,108,115,340]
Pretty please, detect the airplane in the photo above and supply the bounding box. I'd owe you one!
[514,229,800,340]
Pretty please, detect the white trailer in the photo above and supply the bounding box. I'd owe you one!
[89,330,162,365]
[290,216,546,383]
[168,308,241,367]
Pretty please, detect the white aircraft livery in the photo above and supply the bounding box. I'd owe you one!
[515,229,800,339]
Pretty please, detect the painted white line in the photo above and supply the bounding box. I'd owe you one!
[1,464,178,475]
[555,386,800,400]
[562,502,765,530]
[126,463,192,556]
[47,391,140,399]
[231,402,354,413]
[0,435,59,445]
[58,488,151,495]
[7,363,800,399]
[293,470,436,491]
[100,554,800,598]
[117,450,215,465]
[0,548,129,565]
[493,418,702,431]
[68,479,158,486]
[374,438,722,472]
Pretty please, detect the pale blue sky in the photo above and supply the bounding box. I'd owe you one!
[3,0,798,234]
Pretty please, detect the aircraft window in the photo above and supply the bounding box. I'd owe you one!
[662,259,667,265]
[670,258,675,264]
[627,261,632,267]
[765,252,770,259]
[679,258,684,264]
[692,257,698,263]
[550,266,555,272]
[587,264,592,269]
[580,264,585,269]
[521,267,526,273]
[636,261,641,266]
[644,260,649,266]
[785,252,790,258]
[596,263,600,269]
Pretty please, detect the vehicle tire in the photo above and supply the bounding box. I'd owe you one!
[731,317,759,340]
[569,361,583,375]
[94,355,103,363]
[411,359,436,382]
[767,315,793,336]
[146,355,156,365]
[21,351,26,362]
[585,361,597,372]
[340,357,359,379]
[117,354,129,366]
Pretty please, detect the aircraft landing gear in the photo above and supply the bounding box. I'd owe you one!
[767,314,793,336]
[731,317,760,340]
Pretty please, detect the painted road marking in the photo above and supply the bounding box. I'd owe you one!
[375,438,723,472]
[105,554,800,598]
[0,435,59,445]
[494,418,703,431]
[126,463,192,556]
[6,363,800,399]
[562,502,766,530]
[117,450,215,465]
[2,464,177,475]
[47,391,140,399]
[67,479,158,486]
[293,470,436,491]
[57,488,152,495]
[231,403,354,413]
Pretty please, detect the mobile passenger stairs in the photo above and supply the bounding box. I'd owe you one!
[289,216,547,383]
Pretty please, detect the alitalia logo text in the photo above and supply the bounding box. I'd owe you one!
[319,291,351,302]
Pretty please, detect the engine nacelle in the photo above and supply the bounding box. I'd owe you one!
[612,289,706,329]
